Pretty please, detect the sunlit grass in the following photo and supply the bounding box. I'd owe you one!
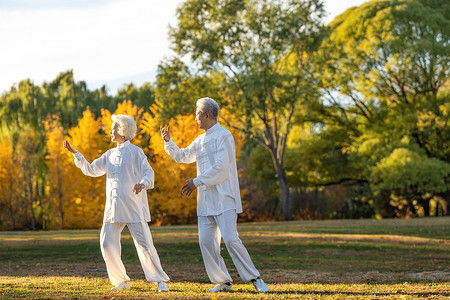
[1,277,448,299]
[1,217,449,299]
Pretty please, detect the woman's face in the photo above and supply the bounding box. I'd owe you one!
[109,122,125,143]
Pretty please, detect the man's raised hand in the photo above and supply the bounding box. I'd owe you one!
[160,125,171,142]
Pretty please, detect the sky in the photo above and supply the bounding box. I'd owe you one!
[0,0,368,96]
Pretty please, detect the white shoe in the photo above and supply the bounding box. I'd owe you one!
[157,282,169,292]
[208,283,233,292]
[111,282,130,290]
[252,278,269,292]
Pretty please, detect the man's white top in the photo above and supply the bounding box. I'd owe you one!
[72,140,154,223]
[164,123,243,216]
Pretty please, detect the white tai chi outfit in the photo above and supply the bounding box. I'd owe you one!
[164,123,260,283]
[73,140,169,285]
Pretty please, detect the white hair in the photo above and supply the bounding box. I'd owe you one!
[111,114,137,140]
[196,97,219,120]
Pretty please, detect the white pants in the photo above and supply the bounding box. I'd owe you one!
[100,221,170,285]
[198,209,260,283]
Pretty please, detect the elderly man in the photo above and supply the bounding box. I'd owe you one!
[160,97,269,293]
[64,114,170,292]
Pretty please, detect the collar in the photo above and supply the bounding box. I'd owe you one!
[205,122,220,135]
[117,140,130,149]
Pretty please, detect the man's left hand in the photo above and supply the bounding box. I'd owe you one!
[181,179,197,197]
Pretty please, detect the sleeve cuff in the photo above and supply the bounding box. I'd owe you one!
[193,178,202,187]
[139,179,149,188]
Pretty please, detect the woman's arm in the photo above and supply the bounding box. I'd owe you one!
[64,140,107,177]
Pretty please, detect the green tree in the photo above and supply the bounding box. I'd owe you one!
[155,57,223,122]
[169,0,325,220]
[313,0,450,216]
[0,79,44,138]
[116,82,156,111]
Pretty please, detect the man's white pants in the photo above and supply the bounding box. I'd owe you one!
[198,209,260,284]
[100,221,170,285]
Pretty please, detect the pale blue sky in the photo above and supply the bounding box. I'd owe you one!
[0,0,368,95]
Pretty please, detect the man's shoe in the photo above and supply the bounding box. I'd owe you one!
[208,283,233,292]
[252,278,269,292]
[157,282,169,292]
[111,282,130,290]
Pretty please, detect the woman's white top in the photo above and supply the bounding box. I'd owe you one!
[73,140,154,223]
[164,123,243,216]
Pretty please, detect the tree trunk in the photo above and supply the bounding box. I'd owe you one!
[278,170,291,221]
[8,197,15,230]
[28,181,36,230]
[8,174,16,229]
[271,151,291,221]
[422,198,430,216]
[57,166,64,229]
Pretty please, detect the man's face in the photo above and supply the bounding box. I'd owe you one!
[195,106,208,130]
[109,122,124,143]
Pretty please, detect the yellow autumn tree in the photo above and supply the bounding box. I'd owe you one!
[65,108,106,228]
[44,116,74,229]
[0,138,22,230]
[140,103,199,225]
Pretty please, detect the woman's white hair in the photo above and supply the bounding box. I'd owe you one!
[111,114,137,140]
[196,97,219,120]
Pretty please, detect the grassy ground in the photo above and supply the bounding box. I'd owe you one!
[0,217,449,299]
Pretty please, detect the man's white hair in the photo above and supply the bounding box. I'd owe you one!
[196,97,219,121]
[111,114,137,140]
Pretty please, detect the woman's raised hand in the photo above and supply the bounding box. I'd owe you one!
[63,140,78,154]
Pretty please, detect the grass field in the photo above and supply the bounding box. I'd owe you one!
[0,217,449,299]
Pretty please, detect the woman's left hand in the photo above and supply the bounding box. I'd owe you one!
[132,183,145,195]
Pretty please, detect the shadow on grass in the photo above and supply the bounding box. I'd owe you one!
[268,290,449,298]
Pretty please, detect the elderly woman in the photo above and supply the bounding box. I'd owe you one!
[63,114,170,292]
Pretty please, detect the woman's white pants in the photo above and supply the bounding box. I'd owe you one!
[100,221,170,285]
[198,209,260,284]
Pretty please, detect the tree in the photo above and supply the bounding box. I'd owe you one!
[141,104,200,224]
[154,57,223,122]
[44,116,73,228]
[313,0,450,216]
[0,138,22,229]
[66,109,106,228]
[15,128,45,229]
[116,83,156,112]
[169,0,325,220]
[0,79,44,138]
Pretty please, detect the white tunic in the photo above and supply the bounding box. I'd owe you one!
[164,123,243,216]
[73,140,154,223]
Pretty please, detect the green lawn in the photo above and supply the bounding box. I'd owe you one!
[0,217,449,299]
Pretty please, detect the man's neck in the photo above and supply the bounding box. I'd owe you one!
[204,121,218,131]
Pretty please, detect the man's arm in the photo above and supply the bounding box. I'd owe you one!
[161,125,197,164]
